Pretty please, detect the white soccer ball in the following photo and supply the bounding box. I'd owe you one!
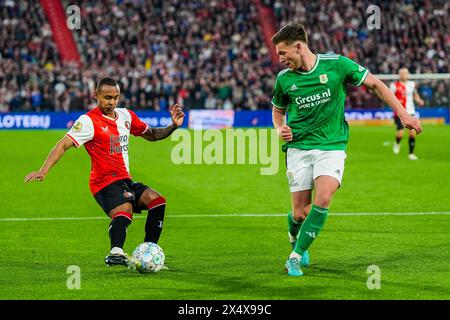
[131,242,165,273]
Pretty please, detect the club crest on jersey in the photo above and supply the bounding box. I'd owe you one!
[72,122,82,132]
[319,74,328,84]
[125,121,131,130]
[287,172,298,187]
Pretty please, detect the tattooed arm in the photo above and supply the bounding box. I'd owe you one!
[141,104,185,141]
[141,124,178,141]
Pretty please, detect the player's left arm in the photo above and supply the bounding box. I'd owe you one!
[413,87,425,106]
[363,74,422,134]
[141,104,185,141]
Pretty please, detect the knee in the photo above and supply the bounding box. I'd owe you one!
[108,203,133,219]
[147,195,167,210]
[293,206,310,221]
[157,195,166,202]
[314,193,333,208]
[111,211,133,221]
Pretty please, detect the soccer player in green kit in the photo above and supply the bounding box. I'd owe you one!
[271,23,422,276]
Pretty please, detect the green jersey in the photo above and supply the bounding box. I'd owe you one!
[271,54,369,152]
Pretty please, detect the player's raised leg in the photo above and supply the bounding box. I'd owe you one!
[284,149,314,276]
[105,203,133,266]
[393,119,404,154]
[138,188,166,244]
[286,191,312,276]
[408,129,418,160]
[289,176,339,275]
[288,190,311,248]
[288,191,311,268]
[294,176,338,255]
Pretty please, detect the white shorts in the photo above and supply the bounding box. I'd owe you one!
[286,148,347,192]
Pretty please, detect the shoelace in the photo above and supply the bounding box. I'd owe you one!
[288,258,300,270]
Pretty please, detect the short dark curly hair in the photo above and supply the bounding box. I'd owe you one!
[271,22,308,45]
[96,77,119,92]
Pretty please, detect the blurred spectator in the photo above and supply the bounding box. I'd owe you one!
[432,81,449,107]
[204,92,217,109]
[418,82,434,105]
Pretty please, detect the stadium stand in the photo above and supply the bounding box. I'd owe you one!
[269,0,449,109]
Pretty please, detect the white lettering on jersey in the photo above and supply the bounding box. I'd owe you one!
[405,81,416,115]
[115,108,133,174]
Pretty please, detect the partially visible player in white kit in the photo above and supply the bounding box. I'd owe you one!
[25,78,185,267]
[390,68,425,160]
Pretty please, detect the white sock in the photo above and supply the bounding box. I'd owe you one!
[110,247,124,255]
[289,251,302,261]
[288,232,297,243]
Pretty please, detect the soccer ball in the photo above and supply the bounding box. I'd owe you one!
[131,242,165,273]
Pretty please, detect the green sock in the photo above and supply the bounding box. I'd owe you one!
[294,205,329,256]
[287,211,302,238]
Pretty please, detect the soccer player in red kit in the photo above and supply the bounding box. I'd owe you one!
[25,78,185,267]
[390,68,425,160]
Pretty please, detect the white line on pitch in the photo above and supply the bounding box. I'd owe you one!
[0,212,450,222]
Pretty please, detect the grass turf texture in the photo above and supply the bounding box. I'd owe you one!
[1,125,449,299]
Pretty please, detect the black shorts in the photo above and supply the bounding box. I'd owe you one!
[394,116,404,130]
[94,179,149,215]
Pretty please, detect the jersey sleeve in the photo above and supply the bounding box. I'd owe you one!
[128,109,149,136]
[271,75,289,110]
[339,55,369,87]
[389,82,397,93]
[66,115,94,148]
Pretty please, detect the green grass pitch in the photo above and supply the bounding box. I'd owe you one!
[1,125,449,300]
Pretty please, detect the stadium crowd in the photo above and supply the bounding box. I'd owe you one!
[0,0,273,112]
[0,0,448,113]
[269,0,449,108]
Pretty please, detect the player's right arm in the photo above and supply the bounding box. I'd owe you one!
[25,115,94,182]
[272,106,292,141]
[271,72,292,141]
[24,136,74,182]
